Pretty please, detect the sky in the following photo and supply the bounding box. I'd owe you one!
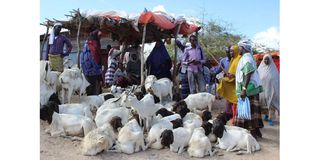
[40,0,279,49]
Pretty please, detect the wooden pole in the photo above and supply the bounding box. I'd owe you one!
[40,22,49,60]
[211,56,228,73]
[140,25,147,85]
[172,23,182,85]
[76,9,82,69]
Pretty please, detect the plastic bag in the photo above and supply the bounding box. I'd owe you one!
[237,97,251,120]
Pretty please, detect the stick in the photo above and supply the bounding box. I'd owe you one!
[40,22,49,60]
[172,23,182,85]
[211,56,228,73]
[140,25,147,85]
[76,8,82,69]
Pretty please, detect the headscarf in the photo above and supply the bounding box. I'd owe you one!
[87,29,102,64]
[48,23,62,45]
[257,54,280,111]
[228,45,241,75]
[238,39,253,54]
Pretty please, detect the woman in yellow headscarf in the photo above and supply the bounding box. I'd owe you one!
[216,45,241,124]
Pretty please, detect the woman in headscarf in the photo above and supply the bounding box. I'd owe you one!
[80,29,103,95]
[216,45,242,124]
[235,40,264,139]
[258,54,280,126]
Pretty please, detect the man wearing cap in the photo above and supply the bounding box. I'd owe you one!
[46,23,72,72]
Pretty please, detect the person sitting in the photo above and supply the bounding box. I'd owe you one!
[126,44,141,85]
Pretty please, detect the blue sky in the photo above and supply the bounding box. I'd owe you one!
[40,0,279,39]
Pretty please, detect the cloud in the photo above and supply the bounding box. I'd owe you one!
[253,26,280,51]
[152,5,166,13]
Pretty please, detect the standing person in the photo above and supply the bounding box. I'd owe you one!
[235,40,264,138]
[80,29,103,95]
[146,40,172,80]
[105,47,122,87]
[183,35,206,94]
[216,45,242,124]
[258,54,280,126]
[46,23,72,72]
[176,39,190,99]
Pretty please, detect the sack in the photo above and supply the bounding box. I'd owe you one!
[237,97,251,120]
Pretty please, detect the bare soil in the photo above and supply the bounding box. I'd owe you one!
[40,96,279,160]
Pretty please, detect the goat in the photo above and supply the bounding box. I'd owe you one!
[146,119,173,149]
[95,107,129,128]
[161,122,195,155]
[123,93,159,131]
[212,120,261,154]
[109,119,146,154]
[173,92,215,113]
[82,116,123,156]
[59,68,90,104]
[46,112,96,137]
[147,78,173,104]
[187,127,214,158]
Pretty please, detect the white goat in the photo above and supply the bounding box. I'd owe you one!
[187,127,214,158]
[82,123,117,156]
[123,93,159,131]
[148,78,173,104]
[110,119,146,154]
[144,75,157,91]
[59,68,90,104]
[95,107,129,128]
[182,92,215,112]
[46,112,96,137]
[80,95,104,109]
[169,122,195,155]
[215,125,261,154]
[59,103,95,120]
[146,119,173,149]
[183,112,203,128]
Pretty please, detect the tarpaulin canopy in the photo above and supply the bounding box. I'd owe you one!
[41,9,201,44]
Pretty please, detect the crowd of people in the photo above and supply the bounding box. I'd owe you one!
[45,25,280,140]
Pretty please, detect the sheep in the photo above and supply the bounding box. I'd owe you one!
[173,92,215,113]
[40,102,96,124]
[95,107,129,128]
[212,120,261,154]
[46,112,96,137]
[59,68,90,104]
[82,116,123,156]
[145,118,173,149]
[123,93,159,131]
[161,122,196,155]
[147,78,173,104]
[109,119,146,154]
[187,127,214,158]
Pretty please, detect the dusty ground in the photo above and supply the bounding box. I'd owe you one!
[40,95,279,160]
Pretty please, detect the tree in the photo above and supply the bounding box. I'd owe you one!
[165,20,243,61]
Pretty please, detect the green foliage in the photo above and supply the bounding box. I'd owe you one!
[165,20,243,60]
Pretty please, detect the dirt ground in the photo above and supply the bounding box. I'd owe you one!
[40,96,279,160]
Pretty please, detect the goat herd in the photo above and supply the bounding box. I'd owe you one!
[40,60,260,158]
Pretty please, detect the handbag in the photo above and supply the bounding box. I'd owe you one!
[237,97,251,120]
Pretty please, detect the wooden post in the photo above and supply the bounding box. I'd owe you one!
[40,23,49,60]
[172,23,182,85]
[76,9,82,69]
[140,25,147,85]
